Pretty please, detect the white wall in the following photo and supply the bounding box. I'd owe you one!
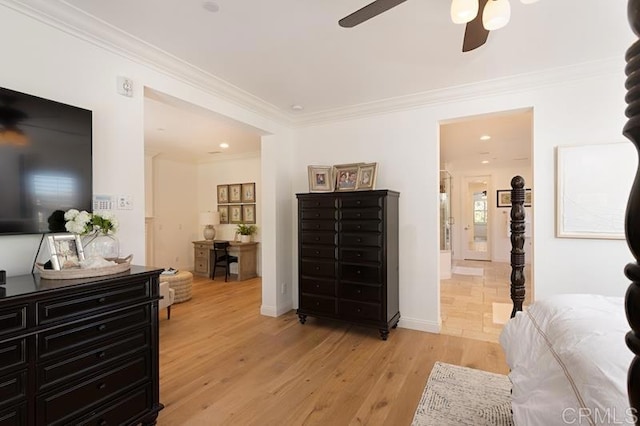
[151,156,198,271]
[0,4,294,318]
[293,67,632,332]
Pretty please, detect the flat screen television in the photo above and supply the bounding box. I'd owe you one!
[0,87,92,235]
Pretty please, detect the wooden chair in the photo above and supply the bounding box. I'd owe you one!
[211,241,238,282]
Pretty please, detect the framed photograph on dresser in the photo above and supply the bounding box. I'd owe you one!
[218,205,229,224]
[356,162,377,191]
[307,165,334,192]
[47,234,85,270]
[334,163,361,191]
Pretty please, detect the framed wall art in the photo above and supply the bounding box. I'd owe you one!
[356,162,377,191]
[217,185,229,204]
[229,184,242,203]
[242,182,256,203]
[218,205,229,224]
[496,189,532,208]
[556,142,635,239]
[242,204,256,224]
[334,163,361,191]
[229,204,243,224]
[307,165,334,192]
[47,234,85,270]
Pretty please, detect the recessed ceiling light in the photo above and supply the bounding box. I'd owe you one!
[480,135,491,141]
[219,143,229,149]
[157,128,165,131]
[291,104,304,111]
[202,1,220,13]
[481,160,490,164]
[208,151,221,155]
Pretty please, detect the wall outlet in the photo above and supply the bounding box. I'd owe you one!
[117,195,132,210]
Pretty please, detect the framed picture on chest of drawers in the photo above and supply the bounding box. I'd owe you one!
[295,190,399,340]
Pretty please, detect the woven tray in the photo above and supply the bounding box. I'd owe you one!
[35,255,133,280]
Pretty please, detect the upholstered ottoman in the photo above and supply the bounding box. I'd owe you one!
[162,271,193,303]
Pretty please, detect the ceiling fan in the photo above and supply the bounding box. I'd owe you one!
[338,0,538,52]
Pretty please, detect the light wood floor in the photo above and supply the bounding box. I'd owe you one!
[440,260,532,343]
[157,275,508,425]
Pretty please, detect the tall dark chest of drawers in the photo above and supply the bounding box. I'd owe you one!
[0,266,163,425]
[296,190,400,340]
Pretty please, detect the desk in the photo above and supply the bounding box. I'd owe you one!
[192,240,258,281]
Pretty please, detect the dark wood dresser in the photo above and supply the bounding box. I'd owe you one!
[296,190,400,340]
[0,266,163,425]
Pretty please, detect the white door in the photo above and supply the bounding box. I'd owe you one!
[462,176,491,261]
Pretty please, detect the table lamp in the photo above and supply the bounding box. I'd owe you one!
[200,211,220,240]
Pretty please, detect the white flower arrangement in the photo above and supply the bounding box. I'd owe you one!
[64,209,119,235]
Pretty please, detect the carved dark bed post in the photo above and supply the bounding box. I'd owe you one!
[624,1,640,421]
[509,176,526,318]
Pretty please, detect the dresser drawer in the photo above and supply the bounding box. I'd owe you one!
[76,383,152,426]
[38,306,149,360]
[300,278,336,297]
[340,284,381,303]
[194,247,209,258]
[300,295,337,316]
[194,259,208,274]
[340,264,382,284]
[300,260,336,279]
[340,196,383,208]
[340,248,381,263]
[0,305,27,338]
[340,208,381,221]
[301,220,337,232]
[194,242,212,251]
[339,301,381,321]
[300,197,337,209]
[0,338,27,376]
[301,246,336,260]
[0,370,26,410]
[0,402,25,426]
[301,232,337,246]
[38,328,149,392]
[340,221,382,233]
[341,233,382,247]
[37,356,149,426]
[300,209,337,220]
[37,280,151,325]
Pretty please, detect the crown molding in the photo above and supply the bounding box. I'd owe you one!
[0,0,294,126]
[291,57,623,127]
[1,1,623,129]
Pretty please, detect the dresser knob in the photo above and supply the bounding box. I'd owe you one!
[357,225,361,229]
[96,351,106,359]
[316,301,320,306]
[316,224,320,228]
[97,383,107,390]
[357,308,362,313]
[356,270,361,275]
[315,237,320,241]
[315,250,320,255]
[98,420,107,426]
[357,213,361,217]
[315,266,320,271]
[97,324,107,331]
[357,289,362,294]
[357,238,362,243]
[315,213,320,217]
[356,253,362,257]
[316,284,320,288]
[97,297,106,304]
[357,200,361,205]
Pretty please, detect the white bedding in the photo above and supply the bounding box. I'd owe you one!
[499,294,633,425]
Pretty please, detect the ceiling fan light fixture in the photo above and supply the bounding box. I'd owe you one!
[482,0,511,31]
[451,0,479,24]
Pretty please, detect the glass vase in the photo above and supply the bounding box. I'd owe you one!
[82,232,120,260]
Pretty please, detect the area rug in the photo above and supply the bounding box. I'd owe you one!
[451,266,484,277]
[411,362,514,426]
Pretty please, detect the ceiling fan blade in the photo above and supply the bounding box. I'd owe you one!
[339,0,408,28]
[462,0,490,52]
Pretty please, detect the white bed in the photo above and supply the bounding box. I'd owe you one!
[500,294,632,425]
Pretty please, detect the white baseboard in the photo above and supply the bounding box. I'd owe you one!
[398,316,441,334]
[260,302,293,317]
